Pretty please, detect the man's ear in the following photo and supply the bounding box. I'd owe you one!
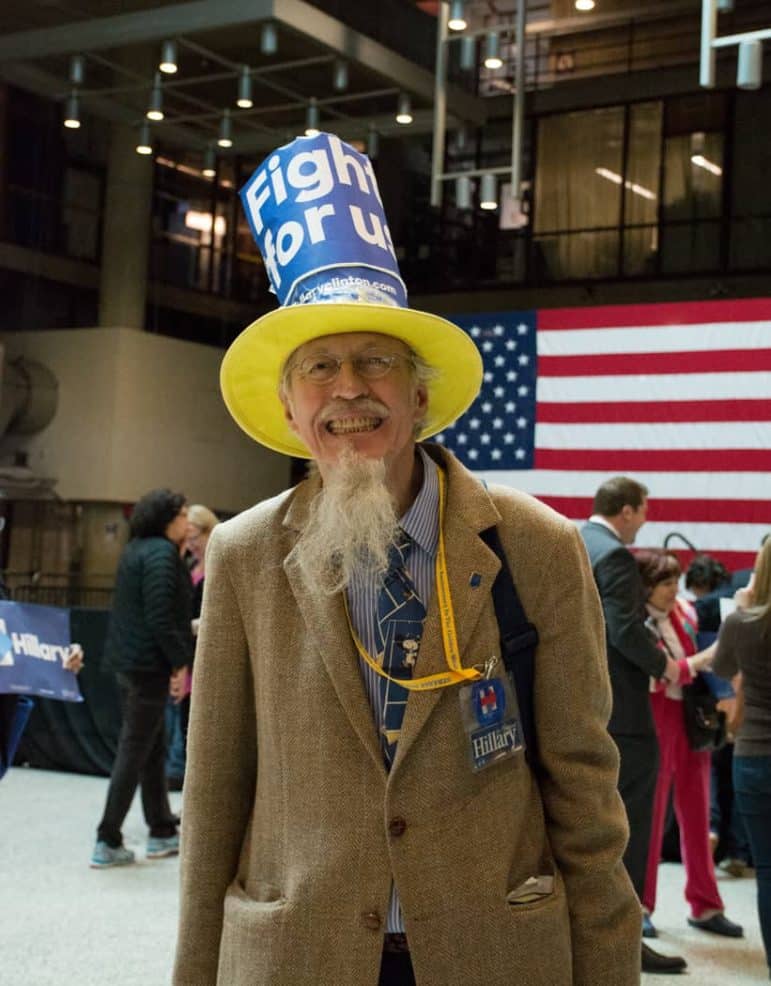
[280,391,299,434]
[415,384,429,415]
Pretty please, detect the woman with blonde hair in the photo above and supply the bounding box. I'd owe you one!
[166,504,220,790]
[185,504,220,628]
[714,537,771,977]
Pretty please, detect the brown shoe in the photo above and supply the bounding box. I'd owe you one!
[641,943,687,974]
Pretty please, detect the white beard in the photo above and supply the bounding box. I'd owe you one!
[294,448,400,596]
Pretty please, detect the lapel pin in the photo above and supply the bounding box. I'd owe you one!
[469,573,482,588]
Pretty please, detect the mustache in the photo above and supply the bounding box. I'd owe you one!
[319,398,389,424]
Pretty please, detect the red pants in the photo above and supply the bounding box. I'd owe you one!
[643,692,724,918]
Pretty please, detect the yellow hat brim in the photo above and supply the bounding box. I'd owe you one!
[220,302,483,458]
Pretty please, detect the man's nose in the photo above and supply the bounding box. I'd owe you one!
[331,359,369,398]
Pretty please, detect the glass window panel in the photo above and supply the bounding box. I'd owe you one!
[730,218,771,270]
[663,132,723,221]
[659,220,720,273]
[623,225,659,276]
[535,106,624,234]
[732,88,771,217]
[533,230,620,280]
[625,102,662,226]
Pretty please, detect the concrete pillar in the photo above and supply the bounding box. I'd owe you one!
[98,123,154,328]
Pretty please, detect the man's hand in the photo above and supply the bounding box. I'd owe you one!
[170,666,190,703]
[64,643,84,673]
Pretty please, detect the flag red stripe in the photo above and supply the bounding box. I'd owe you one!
[537,399,771,424]
[534,449,771,471]
[539,349,771,377]
[538,299,771,331]
[538,497,771,525]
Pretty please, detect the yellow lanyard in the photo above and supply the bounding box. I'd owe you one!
[345,469,483,693]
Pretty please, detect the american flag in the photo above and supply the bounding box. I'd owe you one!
[435,298,771,572]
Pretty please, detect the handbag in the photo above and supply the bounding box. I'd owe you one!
[681,674,727,752]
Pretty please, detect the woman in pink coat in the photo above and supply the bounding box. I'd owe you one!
[636,549,743,939]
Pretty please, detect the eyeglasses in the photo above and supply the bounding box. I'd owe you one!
[290,350,412,385]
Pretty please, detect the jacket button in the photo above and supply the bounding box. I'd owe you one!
[361,911,382,931]
[388,816,407,837]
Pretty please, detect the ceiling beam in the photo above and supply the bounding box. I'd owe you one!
[0,0,273,62]
[0,0,486,125]
[274,0,486,124]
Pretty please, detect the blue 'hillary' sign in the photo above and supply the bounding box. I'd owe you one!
[0,601,82,702]
[240,132,407,308]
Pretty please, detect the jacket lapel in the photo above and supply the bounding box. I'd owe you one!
[392,450,502,772]
[283,478,386,777]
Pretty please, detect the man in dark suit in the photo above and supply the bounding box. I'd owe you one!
[582,476,687,975]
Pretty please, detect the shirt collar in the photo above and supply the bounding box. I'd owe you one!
[399,446,439,558]
[589,514,623,541]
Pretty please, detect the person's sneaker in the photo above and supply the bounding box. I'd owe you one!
[146,833,180,859]
[642,912,658,938]
[719,857,748,877]
[90,841,135,869]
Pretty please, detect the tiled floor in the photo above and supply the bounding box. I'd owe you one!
[1,766,768,985]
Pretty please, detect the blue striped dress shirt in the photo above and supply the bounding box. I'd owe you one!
[346,446,439,934]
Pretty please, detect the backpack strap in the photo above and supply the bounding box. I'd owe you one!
[480,526,541,772]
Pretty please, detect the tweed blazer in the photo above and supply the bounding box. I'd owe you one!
[174,446,641,986]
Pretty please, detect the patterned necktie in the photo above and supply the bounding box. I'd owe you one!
[376,531,426,767]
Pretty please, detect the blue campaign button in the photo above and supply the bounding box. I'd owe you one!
[471,678,506,726]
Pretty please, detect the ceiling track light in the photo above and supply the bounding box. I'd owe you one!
[367,124,379,160]
[737,39,763,90]
[305,97,320,137]
[159,39,178,75]
[202,146,217,178]
[396,91,413,125]
[460,35,477,71]
[146,73,164,121]
[448,0,467,31]
[484,32,503,70]
[69,54,85,86]
[136,122,153,155]
[237,65,253,108]
[480,172,498,210]
[456,176,472,210]
[261,22,278,55]
[218,109,233,148]
[333,58,349,92]
[574,0,596,10]
[63,90,80,129]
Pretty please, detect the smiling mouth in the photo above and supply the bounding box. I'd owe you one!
[326,416,383,435]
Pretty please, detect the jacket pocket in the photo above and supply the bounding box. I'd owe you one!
[224,877,286,909]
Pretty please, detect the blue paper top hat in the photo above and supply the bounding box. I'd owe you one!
[220,132,483,457]
[240,132,407,309]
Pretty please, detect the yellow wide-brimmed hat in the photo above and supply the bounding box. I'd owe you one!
[220,133,482,458]
[221,301,483,458]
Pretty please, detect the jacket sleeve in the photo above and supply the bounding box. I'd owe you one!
[530,522,642,986]
[173,526,256,986]
[141,542,193,670]
[594,545,667,679]
[712,614,740,680]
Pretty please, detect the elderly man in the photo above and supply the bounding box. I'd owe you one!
[173,134,640,986]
